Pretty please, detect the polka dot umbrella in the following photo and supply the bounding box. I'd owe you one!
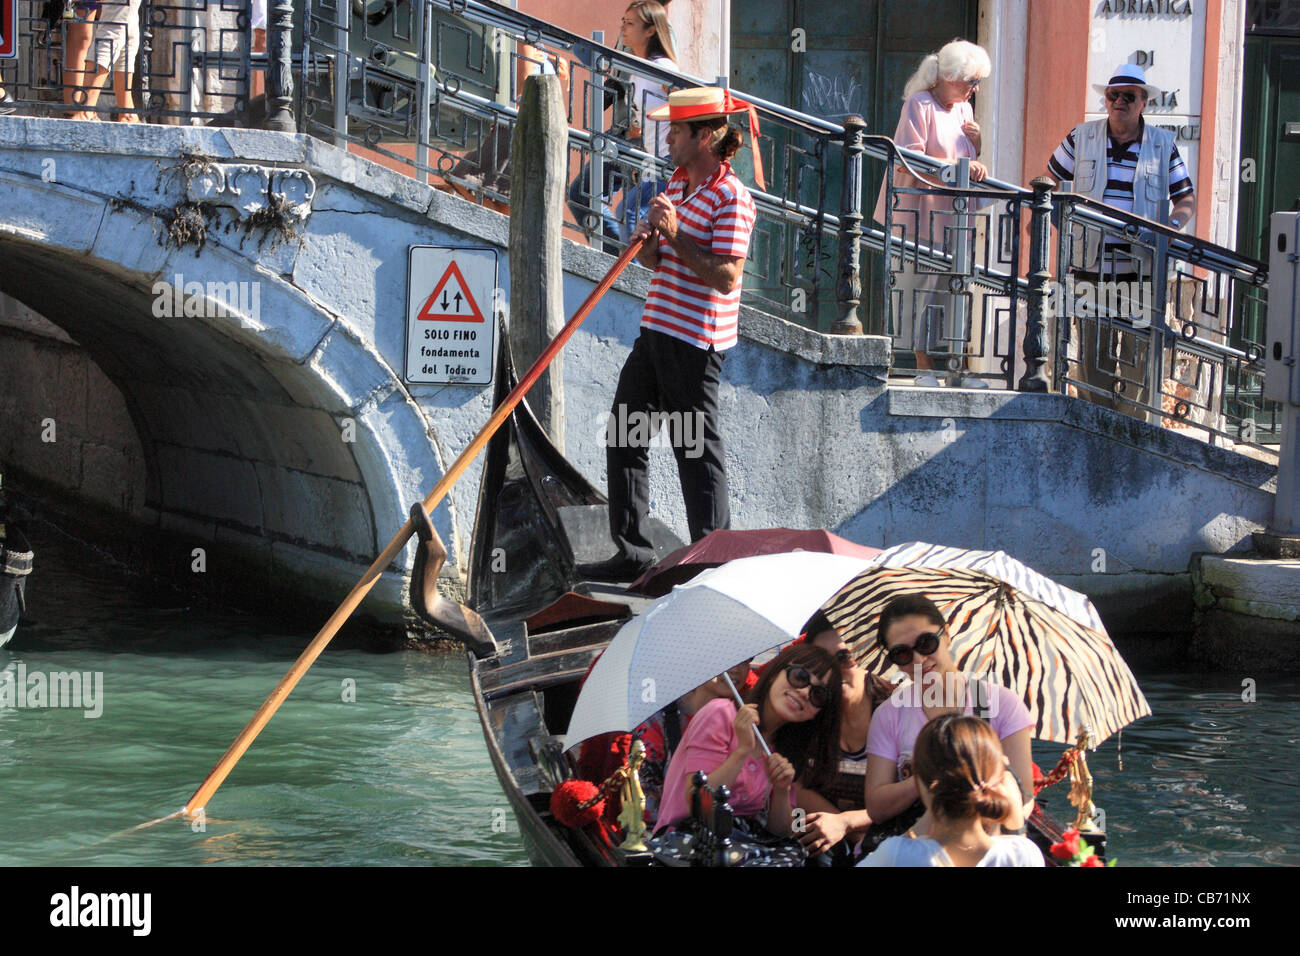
[563,551,876,751]
[819,542,1151,745]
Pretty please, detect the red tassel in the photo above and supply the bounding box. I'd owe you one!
[551,780,604,828]
[746,104,765,192]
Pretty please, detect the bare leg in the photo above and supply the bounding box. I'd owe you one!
[252,29,266,100]
[74,66,114,120]
[62,15,101,119]
[113,69,139,121]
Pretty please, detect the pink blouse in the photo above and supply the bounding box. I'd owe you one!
[652,698,777,833]
[873,91,977,230]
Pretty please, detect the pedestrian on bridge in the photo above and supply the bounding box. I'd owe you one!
[1046,62,1195,415]
[874,39,992,388]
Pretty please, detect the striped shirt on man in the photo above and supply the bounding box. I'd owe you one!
[1048,120,1193,211]
[1048,119,1192,276]
[642,162,756,351]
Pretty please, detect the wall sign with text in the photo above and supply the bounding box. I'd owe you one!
[1088,1,1205,182]
[405,246,498,386]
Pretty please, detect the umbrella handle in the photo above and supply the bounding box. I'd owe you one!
[722,672,773,758]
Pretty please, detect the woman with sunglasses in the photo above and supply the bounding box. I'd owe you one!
[653,643,842,837]
[788,612,894,861]
[863,595,1034,837]
[860,715,1042,867]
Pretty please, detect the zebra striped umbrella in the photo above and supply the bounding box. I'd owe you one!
[819,542,1150,745]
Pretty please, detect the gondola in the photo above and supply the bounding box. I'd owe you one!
[0,476,33,649]
[411,328,1095,866]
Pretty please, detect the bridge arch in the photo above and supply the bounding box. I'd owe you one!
[0,148,457,618]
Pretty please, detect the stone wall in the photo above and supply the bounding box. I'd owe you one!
[0,117,1278,633]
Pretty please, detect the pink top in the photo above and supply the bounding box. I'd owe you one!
[653,697,779,833]
[866,678,1034,781]
[872,90,976,230]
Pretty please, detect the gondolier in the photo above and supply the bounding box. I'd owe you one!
[582,86,760,581]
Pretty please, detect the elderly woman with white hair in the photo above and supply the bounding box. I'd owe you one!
[875,39,992,386]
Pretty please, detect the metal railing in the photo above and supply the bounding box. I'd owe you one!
[1053,193,1274,446]
[0,0,1278,451]
[2,0,266,124]
[868,140,1035,390]
[293,0,853,298]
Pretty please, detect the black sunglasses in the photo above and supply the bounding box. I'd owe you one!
[881,631,942,667]
[784,665,831,708]
[1105,90,1139,104]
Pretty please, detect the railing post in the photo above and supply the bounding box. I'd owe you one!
[1053,186,1074,393]
[1020,176,1054,392]
[180,5,201,120]
[880,155,896,339]
[413,0,430,184]
[831,115,866,336]
[140,0,153,121]
[1144,235,1172,426]
[948,157,972,367]
[263,0,296,132]
[586,30,606,252]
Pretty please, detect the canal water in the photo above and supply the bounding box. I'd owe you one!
[2,513,1297,866]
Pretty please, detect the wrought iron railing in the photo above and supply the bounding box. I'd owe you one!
[2,0,266,123]
[867,140,1035,391]
[1052,192,1274,446]
[293,0,855,316]
[0,0,1279,451]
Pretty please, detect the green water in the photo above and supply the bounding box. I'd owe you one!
[0,522,528,867]
[3,518,1298,866]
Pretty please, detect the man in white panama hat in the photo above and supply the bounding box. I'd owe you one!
[1045,62,1195,415]
[580,86,760,581]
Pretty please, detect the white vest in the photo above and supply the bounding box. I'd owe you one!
[1067,117,1177,274]
[1071,117,1176,225]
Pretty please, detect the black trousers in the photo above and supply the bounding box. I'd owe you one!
[605,329,730,564]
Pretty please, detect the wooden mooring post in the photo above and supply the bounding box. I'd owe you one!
[508,72,568,451]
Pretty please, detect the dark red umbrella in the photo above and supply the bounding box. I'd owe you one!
[628,528,882,597]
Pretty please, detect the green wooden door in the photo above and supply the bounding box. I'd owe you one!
[730,0,978,331]
[1238,32,1300,367]
[1239,35,1300,260]
[1235,21,1300,440]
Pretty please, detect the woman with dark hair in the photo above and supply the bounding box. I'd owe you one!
[791,612,894,861]
[859,715,1041,866]
[653,643,842,837]
[863,594,1035,837]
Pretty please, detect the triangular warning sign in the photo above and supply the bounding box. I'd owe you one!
[417,261,487,323]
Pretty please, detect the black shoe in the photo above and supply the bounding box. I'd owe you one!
[0,91,16,116]
[577,554,655,583]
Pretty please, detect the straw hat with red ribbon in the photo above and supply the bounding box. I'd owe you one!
[647,86,765,191]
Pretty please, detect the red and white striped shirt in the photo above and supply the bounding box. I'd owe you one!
[642,162,756,351]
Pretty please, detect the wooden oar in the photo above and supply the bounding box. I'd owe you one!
[170,237,646,822]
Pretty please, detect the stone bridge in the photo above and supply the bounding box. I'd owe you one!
[0,117,1277,631]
